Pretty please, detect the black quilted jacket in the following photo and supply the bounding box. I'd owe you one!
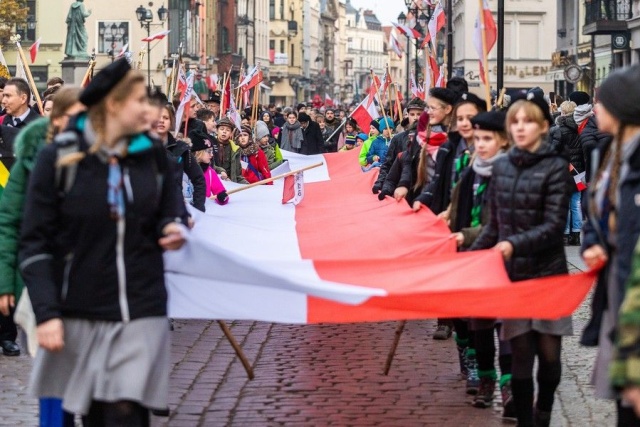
[470,143,573,281]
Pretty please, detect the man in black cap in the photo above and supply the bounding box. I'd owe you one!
[372,97,425,193]
[298,112,324,155]
[213,117,248,184]
[206,90,221,117]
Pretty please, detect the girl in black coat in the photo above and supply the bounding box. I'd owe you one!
[470,94,573,427]
[19,60,187,426]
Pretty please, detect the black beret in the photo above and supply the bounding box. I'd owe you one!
[446,77,469,96]
[598,64,640,126]
[217,117,235,130]
[511,92,553,126]
[470,111,506,132]
[207,90,221,103]
[527,86,544,98]
[80,58,131,107]
[457,92,487,112]
[406,97,426,111]
[429,87,458,106]
[568,91,590,106]
[189,130,215,152]
[298,112,311,123]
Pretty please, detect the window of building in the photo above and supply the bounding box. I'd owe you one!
[280,0,284,20]
[269,0,275,20]
[280,40,285,53]
[290,43,295,66]
[26,0,36,41]
[270,40,275,50]
[519,22,539,59]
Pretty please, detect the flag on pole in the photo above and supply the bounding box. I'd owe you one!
[423,1,446,48]
[15,53,27,81]
[380,68,392,95]
[0,46,10,79]
[237,64,264,90]
[366,74,381,108]
[389,31,403,58]
[164,150,595,324]
[117,43,129,58]
[324,93,334,107]
[392,22,422,40]
[351,94,379,132]
[221,75,232,116]
[410,72,425,100]
[174,73,194,134]
[141,29,171,42]
[207,74,219,92]
[282,171,304,205]
[435,65,446,88]
[29,38,41,64]
[473,0,497,85]
[227,91,243,132]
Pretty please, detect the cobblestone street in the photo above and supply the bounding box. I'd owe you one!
[0,247,615,426]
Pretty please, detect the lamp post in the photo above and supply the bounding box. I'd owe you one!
[135,3,168,87]
[398,4,431,101]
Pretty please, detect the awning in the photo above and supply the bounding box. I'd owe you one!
[271,80,295,97]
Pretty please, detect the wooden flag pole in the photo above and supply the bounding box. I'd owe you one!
[478,0,493,111]
[395,83,403,122]
[216,161,324,197]
[219,72,228,120]
[80,59,96,87]
[384,321,406,375]
[370,68,389,128]
[386,63,394,120]
[14,39,43,114]
[217,320,254,380]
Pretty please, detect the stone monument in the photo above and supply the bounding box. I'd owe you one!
[60,0,92,84]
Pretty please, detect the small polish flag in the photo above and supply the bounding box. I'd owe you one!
[117,43,129,58]
[29,38,41,64]
[282,171,305,205]
[142,29,171,43]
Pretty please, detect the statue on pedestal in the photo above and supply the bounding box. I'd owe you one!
[64,0,91,59]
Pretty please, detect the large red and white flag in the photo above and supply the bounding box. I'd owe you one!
[142,29,170,42]
[227,91,243,132]
[165,150,595,323]
[351,93,379,132]
[423,1,446,48]
[473,0,497,85]
[410,72,425,100]
[207,74,219,92]
[380,69,392,95]
[389,31,403,58]
[29,38,41,64]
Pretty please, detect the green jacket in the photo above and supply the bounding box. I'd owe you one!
[0,117,49,300]
[262,143,283,170]
[358,136,376,166]
[214,140,249,184]
[611,236,640,388]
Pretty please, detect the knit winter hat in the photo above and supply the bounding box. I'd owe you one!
[240,125,252,135]
[598,64,640,126]
[271,126,280,137]
[378,117,395,132]
[356,132,368,142]
[370,118,381,129]
[189,130,215,152]
[568,91,590,106]
[255,120,270,140]
[298,112,311,123]
[345,134,357,145]
[429,87,458,106]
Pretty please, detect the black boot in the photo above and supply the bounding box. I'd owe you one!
[534,408,551,427]
[563,234,570,246]
[511,378,534,427]
[569,231,581,246]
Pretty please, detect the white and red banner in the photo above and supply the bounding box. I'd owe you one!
[237,64,263,90]
[473,0,497,85]
[282,171,305,205]
[142,29,170,42]
[165,150,595,324]
[389,31,403,58]
[392,22,421,40]
[350,94,380,133]
[423,0,446,48]
[174,73,194,134]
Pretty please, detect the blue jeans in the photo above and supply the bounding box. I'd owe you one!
[565,191,583,233]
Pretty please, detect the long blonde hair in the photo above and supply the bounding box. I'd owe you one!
[57,70,145,167]
[46,87,82,143]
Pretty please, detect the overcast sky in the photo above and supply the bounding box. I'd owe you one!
[349,0,406,26]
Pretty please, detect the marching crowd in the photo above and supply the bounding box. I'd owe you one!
[0,56,639,427]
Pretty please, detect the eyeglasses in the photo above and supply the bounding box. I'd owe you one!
[426,105,444,112]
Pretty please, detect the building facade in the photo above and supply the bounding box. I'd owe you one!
[452,0,557,94]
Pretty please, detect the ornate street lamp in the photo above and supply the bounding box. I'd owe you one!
[136,3,168,87]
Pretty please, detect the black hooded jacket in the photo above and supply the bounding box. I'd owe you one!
[579,116,613,182]
[470,143,573,281]
[166,133,206,212]
[550,115,584,173]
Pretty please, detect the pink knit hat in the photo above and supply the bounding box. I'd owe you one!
[272,126,280,137]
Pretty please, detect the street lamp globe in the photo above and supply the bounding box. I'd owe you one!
[135,5,147,23]
[157,4,168,22]
[397,11,406,25]
[418,12,429,27]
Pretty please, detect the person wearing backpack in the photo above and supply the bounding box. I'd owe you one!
[549,100,584,246]
[19,59,187,426]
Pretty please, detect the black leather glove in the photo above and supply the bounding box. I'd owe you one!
[377,190,390,201]
[372,183,382,194]
[216,191,229,205]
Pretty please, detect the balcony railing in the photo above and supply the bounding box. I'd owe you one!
[583,0,632,35]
